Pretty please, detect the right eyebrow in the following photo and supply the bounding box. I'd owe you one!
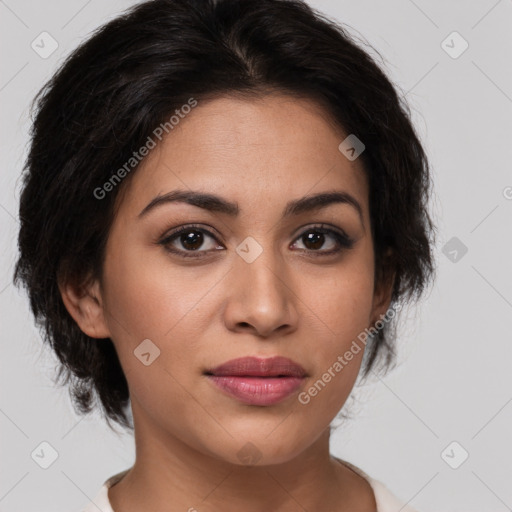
[138,189,364,227]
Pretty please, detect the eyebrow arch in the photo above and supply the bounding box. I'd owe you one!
[138,189,364,225]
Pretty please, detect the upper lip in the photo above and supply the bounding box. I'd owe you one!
[205,356,306,378]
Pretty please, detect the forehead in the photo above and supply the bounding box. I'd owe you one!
[116,93,369,220]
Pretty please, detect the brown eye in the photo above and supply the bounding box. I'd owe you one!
[159,224,223,258]
[291,226,355,255]
[302,231,327,250]
[179,230,205,251]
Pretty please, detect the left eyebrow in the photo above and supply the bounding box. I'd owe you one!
[138,189,364,226]
[282,191,363,226]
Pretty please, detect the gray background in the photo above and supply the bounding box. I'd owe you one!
[1,1,511,511]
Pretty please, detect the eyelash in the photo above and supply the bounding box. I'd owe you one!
[158,223,355,259]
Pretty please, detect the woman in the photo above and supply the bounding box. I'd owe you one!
[14,0,436,510]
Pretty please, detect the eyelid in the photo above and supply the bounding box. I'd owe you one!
[157,223,221,244]
[289,224,355,254]
[158,222,355,257]
[290,222,351,241]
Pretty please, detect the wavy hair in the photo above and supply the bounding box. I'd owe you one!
[14,0,436,431]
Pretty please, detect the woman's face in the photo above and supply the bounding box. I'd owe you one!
[87,94,391,465]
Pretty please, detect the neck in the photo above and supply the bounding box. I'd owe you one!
[108,402,375,512]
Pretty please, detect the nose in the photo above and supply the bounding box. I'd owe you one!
[222,245,299,339]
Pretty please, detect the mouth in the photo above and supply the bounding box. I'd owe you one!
[204,356,307,406]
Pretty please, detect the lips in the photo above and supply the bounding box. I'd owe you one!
[205,356,307,406]
[206,356,307,378]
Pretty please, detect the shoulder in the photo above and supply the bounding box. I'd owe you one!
[366,477,419,512]
[334,457,420,512]
[78,469,130,512]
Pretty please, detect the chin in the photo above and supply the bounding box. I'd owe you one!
[201,424,318,467]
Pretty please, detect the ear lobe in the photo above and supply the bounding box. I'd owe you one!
[370,273,395,326]
[58,276,111,339]
[370,249,396,326]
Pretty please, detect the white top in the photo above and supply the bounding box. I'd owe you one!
[80,459,418,512]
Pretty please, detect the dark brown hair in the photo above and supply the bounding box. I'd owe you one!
[14,0,436,431]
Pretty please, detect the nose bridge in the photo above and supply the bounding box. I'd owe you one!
[225,235,297,336]
[235,235,288,300]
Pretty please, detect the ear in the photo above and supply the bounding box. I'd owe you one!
[369,248,396,326]
[58,274,111,339]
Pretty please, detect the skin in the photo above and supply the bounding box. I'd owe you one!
[60,93,394,512]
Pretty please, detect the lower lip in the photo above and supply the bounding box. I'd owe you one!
[207,375,304,406]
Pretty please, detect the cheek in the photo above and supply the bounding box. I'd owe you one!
[100,244,223,403]
[100,254,203,421]
[102,241,206,341]
[294,256,374,403]
[299,258,375,344]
